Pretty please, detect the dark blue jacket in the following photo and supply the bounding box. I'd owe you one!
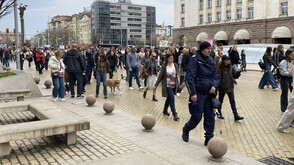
[185,51,219,96]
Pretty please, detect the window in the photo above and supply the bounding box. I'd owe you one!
[128,24,141,27]
[208,0,212,8]
[208,13,212,23]
[217,12,221,22]
[130,29,142,32]
[248,7,254,19]
[227,10,231,20]
[110,17,121,21]
[128,18,142,22]
[110,11,121,15]
[110,5,121,9]
[181,18,185,27]
[199,15,203,24]
[181,4,185,13]
[217,0,222,7]
[111,23,121,26]
[200,0,204,9]
[281,2,288,15]
[237,0,242,3]
[128,12,142,16]
[227,0,231,5]
[128,6,141,10]
[237,9,242,19]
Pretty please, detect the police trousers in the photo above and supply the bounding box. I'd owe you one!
[184,93,215,140]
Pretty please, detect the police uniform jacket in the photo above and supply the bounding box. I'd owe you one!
[186,52,219,96]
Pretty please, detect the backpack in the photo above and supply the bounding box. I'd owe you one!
[258,59,265,70]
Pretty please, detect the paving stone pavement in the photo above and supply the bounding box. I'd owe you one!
[3,61,294,163]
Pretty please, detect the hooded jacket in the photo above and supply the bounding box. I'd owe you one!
[63,49,85,73]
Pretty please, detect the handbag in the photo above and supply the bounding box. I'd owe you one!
[211,94,221,109]
[52,63,61,78]
[141,71,149,79]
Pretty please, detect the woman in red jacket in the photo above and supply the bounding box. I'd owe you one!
[36,48,45,74]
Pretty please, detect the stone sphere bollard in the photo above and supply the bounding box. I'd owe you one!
[141,114,156,132]
[6,67,11,72]
[34,77,40,84]
[44,80,52,89]
[103,101,115,114]
[86,95,96,106]
[207,137,228,161]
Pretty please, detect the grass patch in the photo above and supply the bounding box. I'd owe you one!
[0,72,16,78]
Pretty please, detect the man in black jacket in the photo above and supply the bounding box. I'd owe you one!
[64,44,85,98]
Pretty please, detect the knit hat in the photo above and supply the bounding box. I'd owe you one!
[222,55,230,61]
[199,41,212,51]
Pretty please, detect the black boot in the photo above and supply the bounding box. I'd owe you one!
[204,138,211,146]
[143,91,147,99]
[234,113,244,121]
[182,127,189,142]
[152,95,158,102]
[217,110,224,119]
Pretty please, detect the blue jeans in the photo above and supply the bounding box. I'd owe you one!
[233,64,238,82]
[4,59,9,67]
[164,87,176,113]
[125,69,130,82]
[52,77,65,98]
[129,67,141,87]
[96,73,107,96]
[242,60,246,70]
[258,65,279,89]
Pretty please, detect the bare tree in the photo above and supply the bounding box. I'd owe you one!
[0,0,16,19]
[48,28,76,47]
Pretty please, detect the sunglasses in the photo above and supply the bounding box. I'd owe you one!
[152,56,156,57]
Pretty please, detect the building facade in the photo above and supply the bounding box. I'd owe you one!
[174,0,294,45]
[91,0,156,46]
[156,24,173,37]
[48,11,91,45]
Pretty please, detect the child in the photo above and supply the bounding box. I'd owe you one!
[217,55,244,121]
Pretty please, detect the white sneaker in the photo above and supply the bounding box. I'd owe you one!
[277,128,290,133]
[139,86,144,90]
[60,98,66,102]
[273,88,280,91]
[52,98,57,102]
[176,93,180,97]
[129,87,134,90]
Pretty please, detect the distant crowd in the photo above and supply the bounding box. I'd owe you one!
[1,42,294,145]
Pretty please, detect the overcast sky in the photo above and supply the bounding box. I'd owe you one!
[0,0,174,39]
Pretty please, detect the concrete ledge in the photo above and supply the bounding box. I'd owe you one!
[0,102,29,114]
[0,101,90,157]
[0,89,31,101]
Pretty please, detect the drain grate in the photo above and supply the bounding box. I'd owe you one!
[259,156,294,165]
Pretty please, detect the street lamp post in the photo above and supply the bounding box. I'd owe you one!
[14,0,20,69]
[19,3,28,50]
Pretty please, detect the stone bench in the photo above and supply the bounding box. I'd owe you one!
[0,89,31,101]
[0,100,90,157]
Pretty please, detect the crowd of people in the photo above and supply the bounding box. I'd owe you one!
[2,41,294,145]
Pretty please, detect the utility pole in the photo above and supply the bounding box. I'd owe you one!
[14,0,20,69]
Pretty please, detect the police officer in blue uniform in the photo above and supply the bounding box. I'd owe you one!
[182,41,219,145]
